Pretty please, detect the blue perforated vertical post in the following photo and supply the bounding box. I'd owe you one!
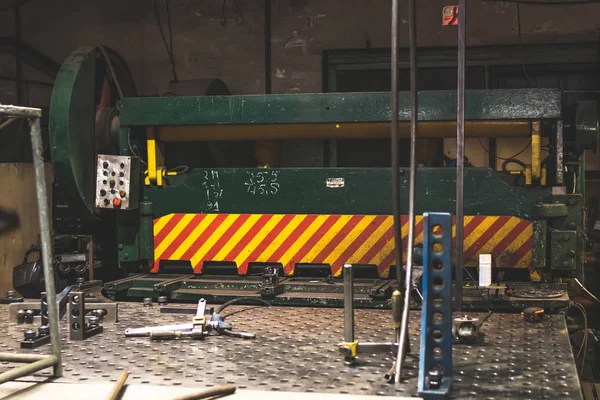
[419,212,452,399]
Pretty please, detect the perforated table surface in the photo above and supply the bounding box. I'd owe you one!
[0,303,582,399]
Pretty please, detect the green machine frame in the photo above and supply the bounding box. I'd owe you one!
[49,46,598,307]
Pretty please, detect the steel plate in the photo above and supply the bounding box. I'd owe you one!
[0,304,581,399]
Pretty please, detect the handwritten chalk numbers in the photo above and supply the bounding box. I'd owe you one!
[245,171,280,195]
[202,170,223,211]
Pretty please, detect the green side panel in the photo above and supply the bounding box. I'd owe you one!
[145,168,551,219]
[532,220,547,268]
[549,229,577,270]
[547,194,584,277]
[119,89,562,126]
[117,128,142,265]
[49,46,100,224]
[532,203,568,219]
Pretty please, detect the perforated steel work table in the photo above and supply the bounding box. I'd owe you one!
[0,303,582,399]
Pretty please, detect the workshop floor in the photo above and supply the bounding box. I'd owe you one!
[0,304,583,399]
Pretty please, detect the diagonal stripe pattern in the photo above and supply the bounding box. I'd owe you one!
[151,213,534,277]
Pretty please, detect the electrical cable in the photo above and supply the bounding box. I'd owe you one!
[216,297,271,314]
[501,158,527,174]
[167,165,190,176]
[461,266,494,330]
[573,303,588,360]
[516,4,535,86]
[127,129,147,166]
[462,266,493,314]
[573,303,588,376]
[574,278,600,303]
[153,0,178,82]
[221,305,265,320]
[479,139,531,160]
[165,0,175,75]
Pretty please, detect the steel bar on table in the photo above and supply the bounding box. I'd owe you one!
[455,0,466,312]
[0,353,46,363]
[343,264,354,343]
[0,355,57,384]
[106,371,129,400]
[30,115,62,376]
[395,0,418,384]
[171,384,236,400]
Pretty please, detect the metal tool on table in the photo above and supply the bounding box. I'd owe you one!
[20,292,52,349]
[69,291,104,340]
[11,285,71,323]
[125,299,255,340]
[452,316,481,344]
[338,264,402,366]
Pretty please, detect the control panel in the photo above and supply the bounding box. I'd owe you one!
[95,155,140,210]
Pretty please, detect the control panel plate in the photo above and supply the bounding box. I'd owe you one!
[95,155,138,210]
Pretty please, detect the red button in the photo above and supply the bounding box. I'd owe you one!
[113,198,122,208]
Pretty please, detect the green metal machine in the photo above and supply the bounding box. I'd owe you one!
[48,46,598,308]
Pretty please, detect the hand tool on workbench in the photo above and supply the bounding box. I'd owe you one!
[124,298,255,340]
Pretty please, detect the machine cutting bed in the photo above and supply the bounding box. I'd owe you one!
[0,303,582,399]
[103,272,571,312]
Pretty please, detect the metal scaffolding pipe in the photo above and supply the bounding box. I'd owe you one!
[29,115,62,376]
[0,355,57,384]
[0,353,46,363]
[455,0,467,311]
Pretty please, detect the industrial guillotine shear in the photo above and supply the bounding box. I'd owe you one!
[48,47,597,308]
[43,0,598,397]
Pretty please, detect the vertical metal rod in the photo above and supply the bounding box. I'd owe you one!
[395,0,418,383]
[455,0,467,312]
[30,117,63,377]
[343,264,354,343]
[88,237,94,281]
[390,0,402,303]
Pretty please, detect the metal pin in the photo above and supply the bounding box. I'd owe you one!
[343,264,354,343]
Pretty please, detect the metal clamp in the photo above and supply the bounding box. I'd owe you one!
[69,291,103,340]
[418,213,452,399]
[9,286,71,323]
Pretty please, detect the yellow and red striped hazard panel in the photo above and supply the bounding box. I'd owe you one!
[152,214,533,276]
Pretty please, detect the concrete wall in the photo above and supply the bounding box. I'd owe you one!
[0,0,599,169]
